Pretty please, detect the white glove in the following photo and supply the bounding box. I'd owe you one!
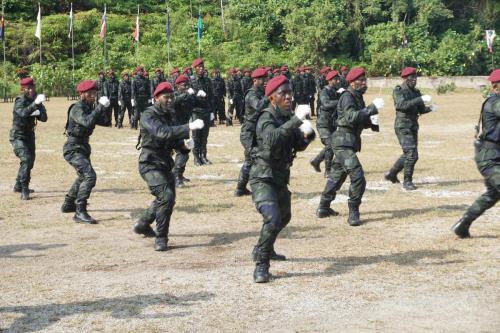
[295,104,311,121]
[98,96,110,107]
[430,104,438,112]
[30,110,41,117]
[210,113,215,121]
[372,97,384,110]
[34,94,45,105]
[148,99,152,104]
[131,99,136,107]
[336,88,345,94]
[299,119,314,135]
[184,138,195,150]
[118,100,122,106]
[187,88,195,95]
[370,114,379,126]
[421,95,432,104]
[189,119,205,130]
[229,98,233,105]
[197,90,207,98]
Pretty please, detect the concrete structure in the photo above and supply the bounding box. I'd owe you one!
[368,76,489,90]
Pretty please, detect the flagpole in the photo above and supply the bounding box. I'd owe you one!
[198,8,201,57]
[38,3,43,94]
[166,0,170,72]
[220,0,226,38]
[135,4,139,65]
[70,3,75,89]
[2,0,6,101]
[103,4,107,71]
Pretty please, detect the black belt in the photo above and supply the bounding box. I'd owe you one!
[67,136,89,144]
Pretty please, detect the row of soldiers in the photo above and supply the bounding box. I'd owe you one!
[9,60,498,283]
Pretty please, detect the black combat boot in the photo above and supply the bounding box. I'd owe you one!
[234,184,251,197]
[451,214,475,238]
[201,154,212,165]
[13,184,34,193]
[226,118,233,126]
[154,237,168,251]
[384,171,400,184]
[251,246,286,261]
[310,156,322,173]
[133,220,156,237]
[253,261,271,283]
[175,175,185,188]
[193,152,203,166]
[403,181,417,191]
[74,202,97,224]
[347,203,361,226]
[20,187,30,200]
[61,195,76,213]
[316,207,339,218]
[181,175,190,183]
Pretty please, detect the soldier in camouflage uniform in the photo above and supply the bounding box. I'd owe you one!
[310,70,343,179]
[304,67,317,117]
[61,80,109,224]
[10,77,47,200]
[168,68,180,86]
[190,58,215,165]
[131,66,152,129]
[316,66,331,112]
[118,71,133,128]
[227,69,245,125]
[104,70,120,127]
[132,81,204,251]
[172,74,197,188]
[241,68,253,96]
[251,75,315,283]
[452,69,500,238]
[235,67,269,197]
[211,69,227,125]
[315,68,384,225]
[150,68,165,100]
[384,67,434,190]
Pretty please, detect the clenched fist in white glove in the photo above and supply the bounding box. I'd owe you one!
[372,97,384,110]
[98,96,110,107]
[336,88,345,94]
[118,100,122,106]
[187,88,195,95]
[189,119,205,130]
[30,110,41,117]
[197,90,207,98]
[229,98,233,105]
[299,119,314,135]
[370,114,379,126]
[421,95,432,104]
[295,104,311,121]
[131,99,136,107]
[34,94,45,105]
[430,104,438,112]
[184,138,195,150]
[210,113,215,121]
[148,99,152,104]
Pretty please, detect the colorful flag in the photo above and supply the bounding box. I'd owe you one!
[35,4,41,40]
[486,30,496,53]
[132,13,139,42]
[0,15,5,41]
[197,13,203,41]
[99,5,106,40]
[166,13,171,43]
[68,3,73,38]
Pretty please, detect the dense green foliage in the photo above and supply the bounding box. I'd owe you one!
[1,0,500,96]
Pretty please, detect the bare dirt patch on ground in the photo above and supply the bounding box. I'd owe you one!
[0,92,498,332]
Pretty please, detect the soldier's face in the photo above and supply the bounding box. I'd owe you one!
[352,76,368,94]
[23,85,36,99]
[81,90,97,105]
[177,82,188,93]
[123,75,129,81]
[156,92,173,111]
[195,65,204,76]
[270,83,293,112]
[329,77,340,88]
[406,75,417,88]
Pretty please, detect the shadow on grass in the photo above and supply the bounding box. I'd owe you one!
[0,243,67,259]
[276,248,462,280]
[417,178,482,187]
[361,204,469,223]
[0,291,214,332]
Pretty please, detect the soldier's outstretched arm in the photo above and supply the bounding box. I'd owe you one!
[393,87,424,112]
[70,104,104,128]
[13,97,39,118]
[258,112,303,149]
[340,94,370,126]
[141,114,190,143]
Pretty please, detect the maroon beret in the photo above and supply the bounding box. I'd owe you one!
[346,67,366,83]
[192,58,204,68]
[175,75,189,85]
[76,80,97,93]
[319,66,330,74]
[153,82,173,98]
[340,66,348,72]
[170,68,179,75]
[251,67,268,79]
[20,77,35,87]
[325,70,339,81]
[280,65,288,71]
[183,67,191,74]
[273,69,280,74]
[401,67,417,78]
[265,75,289,97]
[488,69,500,83]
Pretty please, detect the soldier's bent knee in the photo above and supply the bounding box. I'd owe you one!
[258,202,282,231]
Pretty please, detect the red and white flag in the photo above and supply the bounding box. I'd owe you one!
[99,5,106,40]
[486,30,496,53]
[132,14,139,42]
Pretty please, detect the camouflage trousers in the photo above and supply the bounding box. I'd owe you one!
[63,142,96,205]
[138,174,176,238]
[319,148,366,208]
[250,179,291,262]
[389,127,419,182]
[173,149,190,178]
[191,113,210,158]
[119,100,133,127]
[10,136,36,189]
[237,144,253,190]
[213,97,226,122]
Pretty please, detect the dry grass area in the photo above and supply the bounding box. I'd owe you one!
[0,91,498,332]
